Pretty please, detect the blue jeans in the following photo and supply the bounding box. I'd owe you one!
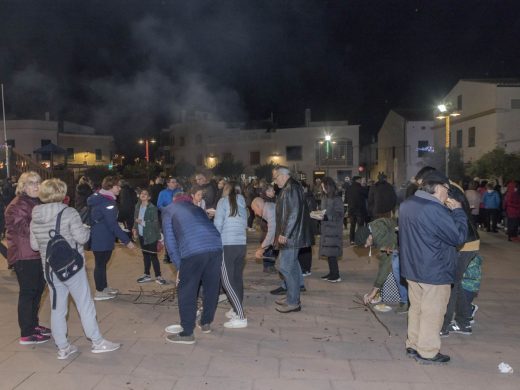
[278,247,302,306]
[391,251,408,304]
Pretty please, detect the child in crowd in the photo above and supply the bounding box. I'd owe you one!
[462,253,483,324]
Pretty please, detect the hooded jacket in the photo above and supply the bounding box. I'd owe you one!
[30,203,90,269]
[318,195,344,258]
[213,194,247,246]
[399,190,467,285]
[5,194,41,265]
[87,192,130,251]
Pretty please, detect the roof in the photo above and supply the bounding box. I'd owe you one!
[460,78,520,87]
[392,108,434,122]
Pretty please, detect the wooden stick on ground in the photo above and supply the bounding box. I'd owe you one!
[353,293,392,337]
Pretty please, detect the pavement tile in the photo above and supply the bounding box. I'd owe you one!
[94,374,176,390]
[14,372,103,390]
[173,376,252,390]
[132,351,211,378]
[61,351,145,375]
[332,381,413,390]
[254,378,332,390]
[350,359,431,383]
[280,357,354,380]
[193,335,259,357]
[322,340,393,360]
[258,339,325,358]
[0,372,34,389]
[206,356,278,379]
[0,351,71,373]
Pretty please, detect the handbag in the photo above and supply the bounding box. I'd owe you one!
[380,272,401,303]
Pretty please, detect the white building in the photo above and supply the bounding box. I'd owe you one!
[433,79,520,163]
[161,110,360,182]
[377,109,435,185]
[4,118,115,167]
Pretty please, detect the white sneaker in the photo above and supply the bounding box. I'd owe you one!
[224,317,248,329]
[164,324,183,334]
[104,287,119,295]
[92,339,121,354]
[57,344,78,360]
[225,308,236,319]
[94,291,116,301]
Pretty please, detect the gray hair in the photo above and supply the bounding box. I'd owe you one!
[420,182,438,194]
[274,166,291,176]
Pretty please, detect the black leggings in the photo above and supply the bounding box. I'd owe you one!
[93,250,113,292]
[139,236,161,277]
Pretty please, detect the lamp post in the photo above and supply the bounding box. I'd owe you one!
[138,138,156,162]
[436,104,460,177]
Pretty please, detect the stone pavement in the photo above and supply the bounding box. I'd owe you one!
[0,231,519,390]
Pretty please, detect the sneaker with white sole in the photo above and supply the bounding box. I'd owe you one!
[136,274,152,283]
[165,324,183,334]
[224,317,248,329]
[225,308,236,319]
[92,339,121,353]
[19,334,50,345]
[448,321,472,335]
[94,291,116,301]
[197,322,211,333]
[57,344,79,360]
[104,287,119,295]
[166,333,195,344]
[155,276,167,285]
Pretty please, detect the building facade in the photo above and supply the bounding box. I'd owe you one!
[4,119,115,167]
[433,79,520,163]
[161,111,360,182]
[377,109,434,185]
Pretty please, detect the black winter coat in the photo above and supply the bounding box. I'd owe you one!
[368,181,397,216]
[319,195,344,258]
[346,182,368,217]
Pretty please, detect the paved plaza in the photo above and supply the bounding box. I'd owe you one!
[0,231,519,390]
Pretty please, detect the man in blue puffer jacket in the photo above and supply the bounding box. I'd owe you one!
[162,193,222,344]
[399,170,467,365]
[482,182,501,232]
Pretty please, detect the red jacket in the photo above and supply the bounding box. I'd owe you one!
[5,194,41,265]
[504,182,520,219]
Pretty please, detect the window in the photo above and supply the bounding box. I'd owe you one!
[286,146,302,161]
[195,134,202,144]
[456,129,463,148]
[511,99,520,109]
[41,139,51,146]
[250,151,260,165]
[468,127,476,147]
[222,152,233,161]
[196,153,203,166]
[457,94,463,110]
[66,148,74,161]
[417,140,429,157]
[179,136,185,146]
[6,139,15,148]
[95,149,102,161]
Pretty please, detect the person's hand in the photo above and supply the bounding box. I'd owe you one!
[136,218,143,225]
[278,235,288,245]
[126,241,136,250]
[445,198,462,210]
[363,287,379,305]
[255,248,264,259]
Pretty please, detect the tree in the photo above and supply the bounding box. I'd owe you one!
[172,160,196,178]
[254,162,276,182]
[83,166,113,188]
[468,148,520,183]
[212,156,244,178]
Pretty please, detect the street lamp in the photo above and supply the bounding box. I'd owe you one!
[435,104,460,177]
[138,138,156,162]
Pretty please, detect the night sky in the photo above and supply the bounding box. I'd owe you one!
[1,0,520,155]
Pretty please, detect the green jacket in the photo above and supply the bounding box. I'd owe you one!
[133,202,161,245]
[369,218,398,288]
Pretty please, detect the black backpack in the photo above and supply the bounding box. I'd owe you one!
[45,208,84,309]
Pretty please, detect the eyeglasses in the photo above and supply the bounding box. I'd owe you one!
[25,181,40,187]
[441,184,450,191]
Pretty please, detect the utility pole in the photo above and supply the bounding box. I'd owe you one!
[1,84,9,178]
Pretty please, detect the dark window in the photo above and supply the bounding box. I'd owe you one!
[286,146,302,161]
[95,149,102,161]
[179,136,185,146]
[222,152,233,161]
[66,148,74,160]
[195,134,202,144]
[250,151,260,165]
[511,99,520,109]
[468,127,476,147]
[41,139,51,146]
[456,129,463,148]
[457,94,462,110]
[196,153,204,166]
[6,139,15,148]
[417,140,429,157]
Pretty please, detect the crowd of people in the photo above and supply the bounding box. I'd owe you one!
[1,165,518,365]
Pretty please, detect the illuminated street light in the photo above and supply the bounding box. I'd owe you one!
[138,138,156,162]
[325,134,332,141]
[435,103,461,177]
